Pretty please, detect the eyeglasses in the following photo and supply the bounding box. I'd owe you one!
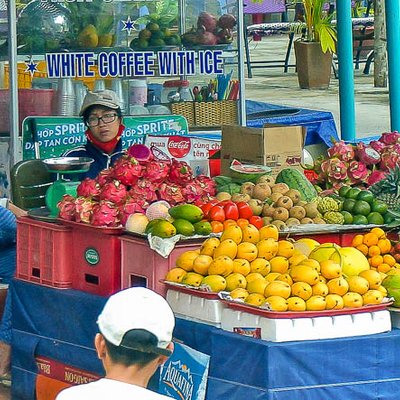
[87,113,118,127]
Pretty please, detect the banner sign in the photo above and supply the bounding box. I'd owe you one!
[159,342,210,400]
[22,114,189,159]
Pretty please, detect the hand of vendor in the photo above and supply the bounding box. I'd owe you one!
[0,198,28,218]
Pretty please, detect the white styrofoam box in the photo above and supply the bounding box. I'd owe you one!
[166,289,225,327]
[221,308,392,342]
[388,307,400,328]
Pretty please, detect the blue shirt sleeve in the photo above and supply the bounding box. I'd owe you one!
[0,206,17,248]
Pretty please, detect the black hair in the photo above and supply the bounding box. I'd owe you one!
[82,105,122,125]
[104,329,165,367]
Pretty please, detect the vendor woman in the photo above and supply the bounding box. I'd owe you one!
[63,89,125,179]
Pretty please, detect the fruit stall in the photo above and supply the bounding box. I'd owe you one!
[10,134,400,399]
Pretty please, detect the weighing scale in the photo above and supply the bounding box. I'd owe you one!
[43,157,94,217]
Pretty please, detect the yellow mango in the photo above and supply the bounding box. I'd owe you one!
[241,224,260,244]
[213,239,238,260]
[236,242,258,262]
[208,255,234,277]
[256,238,279,260]
[220,225,243,244]
[200,237,220,257]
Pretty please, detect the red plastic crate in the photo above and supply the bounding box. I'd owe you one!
[120,235,204,297]
[16,217,73,288]
[67,222,122,296]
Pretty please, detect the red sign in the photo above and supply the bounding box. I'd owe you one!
[167,136,191,158]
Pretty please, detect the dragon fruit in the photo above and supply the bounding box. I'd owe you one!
[91,201,120,227]
[143,160,170,183]
[99,180,128,205]
[57,194,76,221]
[77,178,100,199]
[112,156,143,187]
[367,170,387,186]
[157,182,185,205]
[327,141,355,162]
[96,168,114,186]
[168,159,194,185]
[355,142,380,165]
[127,144,153,164]
[320,158,348,181]
[194,175,217,197]
[182,182,204,203]
[379,144,400,171]
[74,197,96,224]
[119,198,145,225]
[370,140,386,153]
[131,179,158,203]
[379,131,400,145]
[347,161,370,183]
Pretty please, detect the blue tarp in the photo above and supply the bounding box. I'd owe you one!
[11,280,400,400]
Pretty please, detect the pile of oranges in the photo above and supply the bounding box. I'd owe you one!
[351,227,398,273]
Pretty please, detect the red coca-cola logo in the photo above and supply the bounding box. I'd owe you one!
[167,136,191,158]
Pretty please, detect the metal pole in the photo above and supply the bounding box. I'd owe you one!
[236,0,246,126]
[336,0,356,141]
[384,0,400,131]
[7,0,19,167]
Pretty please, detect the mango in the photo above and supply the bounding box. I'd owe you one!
[182,272,204,287]
[236,242,258,262]
[225,273,247,291]
[172,218,195,236]
[151,220,176,238]
[168,204,203,223]
[221,225,243,244]
[290,265,319,285]
[200,237,220,257]
[213,239,238,259]
[201,275,227,292]
[382,274,400,307]
[176,250,200,271]
[193,221,212,236]
[257,238,279,260]
[208,255,234,277]
[165,267,186,283]
[259,224,279,241]
[241,224,260,244]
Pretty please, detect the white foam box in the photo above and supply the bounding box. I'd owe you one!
[166,289,225,327]
[221,308,392,342]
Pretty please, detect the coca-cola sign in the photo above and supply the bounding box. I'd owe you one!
[167,136,191,158]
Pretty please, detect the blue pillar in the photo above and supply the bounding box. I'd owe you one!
[385,0,400,132]
[336,0,356,141]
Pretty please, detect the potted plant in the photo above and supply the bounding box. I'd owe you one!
[293,0,337,89]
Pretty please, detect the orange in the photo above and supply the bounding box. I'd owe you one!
[223,219,237,229]
[368,245,381,257]
[236,218,250,228]
[356,244,369,256]
[362,232,379,247]
[211,221,224,233]
[352,234,364,247]
[369,255,383,268]
[377,263,392,273]
[377,238,392,254]
[383,254,396,267]
[370,227,386,239]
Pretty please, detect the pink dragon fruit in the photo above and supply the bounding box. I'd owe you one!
[96,168,115,186]
[143,160,171,183]
[367,170,387,186]
[57,194,76,221]
[112,156,143,187]
[355,142,380,165]
[91,201,120,227]
[182,182,204,203]
[131,179,158,203]
[77,178,100,199]
[379,144,400,171]
[370,140,386,153]
[347,161,370,183]
[127,144,153,164]
[194,175,217,197]
[74,197,96,224]
[327,140,355,162]
[99,180,128,205]
[379,131,400,145]
[157,182,185,205]
[168,159,194,184]
[320,158,348,181]
[119,198,145,225]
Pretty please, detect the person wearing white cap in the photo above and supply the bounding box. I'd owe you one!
[56,287,175,399]
[63,89,126,179]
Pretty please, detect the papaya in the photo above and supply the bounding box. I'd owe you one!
[193,221,212,236]
[382,275,400,307]
[168,204,204,223]
[172,219,195,236]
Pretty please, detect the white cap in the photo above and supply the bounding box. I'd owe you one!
[80,89,121,116]
[97,287,175,356]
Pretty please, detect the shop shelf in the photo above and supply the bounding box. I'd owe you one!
[16,217,73,288]
[120,235,204,297]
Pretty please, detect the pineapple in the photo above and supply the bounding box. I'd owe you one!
[370,166,400,211]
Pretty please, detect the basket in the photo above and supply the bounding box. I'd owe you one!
[170,100,238,127]
[170,102,195,126]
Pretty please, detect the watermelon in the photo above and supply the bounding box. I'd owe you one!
[229,160,272,183]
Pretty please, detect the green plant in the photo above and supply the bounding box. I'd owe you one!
[295,0,337,53]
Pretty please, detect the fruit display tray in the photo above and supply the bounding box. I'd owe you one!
[58,219,124,235]
[163,281,220,299]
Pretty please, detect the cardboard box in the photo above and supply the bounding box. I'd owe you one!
[145,134,221,176]
[220,124,306,177]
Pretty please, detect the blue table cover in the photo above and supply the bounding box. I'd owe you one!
[11,280,400,400]
[246,100,339,147]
